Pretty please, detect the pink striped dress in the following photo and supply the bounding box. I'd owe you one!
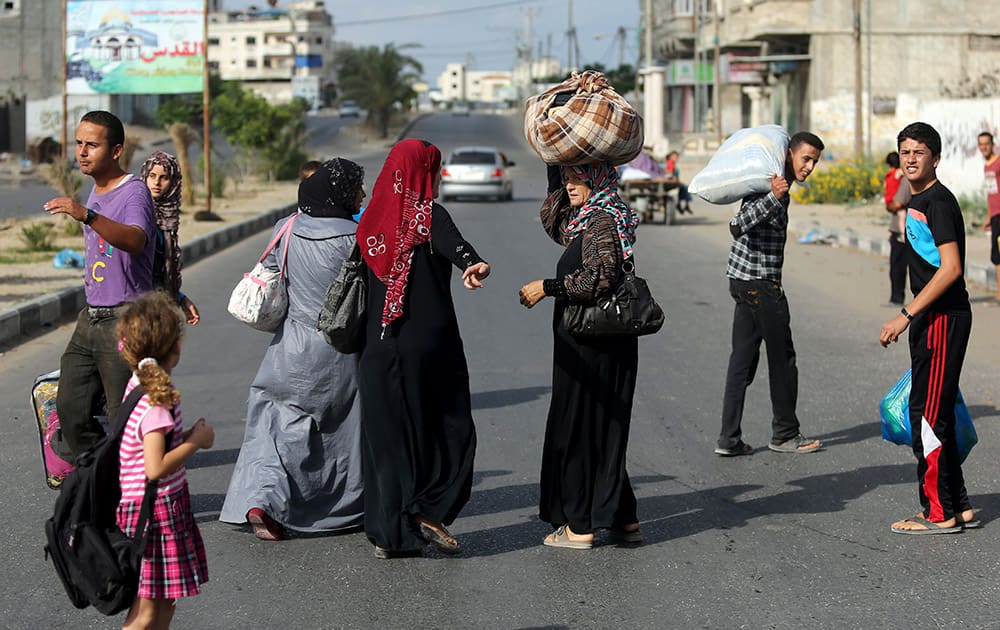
[116,376,208,599]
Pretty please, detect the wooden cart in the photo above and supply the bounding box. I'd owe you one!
[620,178,681,225]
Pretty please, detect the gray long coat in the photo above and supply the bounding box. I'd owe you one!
[220,213,363,532]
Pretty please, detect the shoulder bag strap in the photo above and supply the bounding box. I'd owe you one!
[257,211,302,270]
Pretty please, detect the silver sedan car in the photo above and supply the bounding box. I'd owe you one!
[440,147,515,202]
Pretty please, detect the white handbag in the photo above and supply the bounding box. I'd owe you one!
[227,212,300,332]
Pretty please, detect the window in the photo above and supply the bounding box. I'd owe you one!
[208,37,220,46]
[246,36,256,45]
[246,59,257,68]
[208,61,219,70]
[264,59,272,68]
[315,36,323,45]
[3,0,16,11]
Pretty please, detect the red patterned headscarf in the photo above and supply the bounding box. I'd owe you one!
[357,139,441,333]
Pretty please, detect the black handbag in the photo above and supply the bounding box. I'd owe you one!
[561,258,664,338]
[317,242,367,353]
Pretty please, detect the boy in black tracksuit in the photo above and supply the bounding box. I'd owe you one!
[879,122,976,534]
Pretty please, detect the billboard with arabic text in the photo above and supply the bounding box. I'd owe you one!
[66,1,204,95]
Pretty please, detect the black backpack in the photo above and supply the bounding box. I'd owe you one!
[44,385,160,616]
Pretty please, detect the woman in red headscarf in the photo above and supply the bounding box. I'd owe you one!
[356,139,491,558]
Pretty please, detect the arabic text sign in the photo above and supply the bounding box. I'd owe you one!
[66,1,204,95]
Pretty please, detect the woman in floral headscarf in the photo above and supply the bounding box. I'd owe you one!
[140,151,200,324]
[220,158,367,541]
[356,139,491,559]
[518,162,642,550]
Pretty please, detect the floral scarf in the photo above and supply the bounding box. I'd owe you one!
[564,161,638,259]
[139,151,182,297]
[356,139,440,333]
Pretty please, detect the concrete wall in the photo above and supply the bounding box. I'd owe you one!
[0,0,62,102]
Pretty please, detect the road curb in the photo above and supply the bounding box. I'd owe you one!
[0,202,296,349]
[790,220,997,292]
[395,113,431,142]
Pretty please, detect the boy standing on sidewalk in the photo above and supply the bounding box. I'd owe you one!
[880,122,976,534]
[714,132,825,457]
[977,131,1000,301]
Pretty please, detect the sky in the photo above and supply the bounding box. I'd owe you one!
[222,0,642,85]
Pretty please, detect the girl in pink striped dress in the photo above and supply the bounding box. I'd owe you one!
[115,291,215,629]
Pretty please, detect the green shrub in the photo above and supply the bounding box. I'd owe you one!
[20,222,56,251]
[64,217,83,236]
[792,156,885,205]
[958,192,987,230]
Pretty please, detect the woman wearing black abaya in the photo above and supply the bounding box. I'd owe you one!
[518,162,641,549]
[356,139,491,558]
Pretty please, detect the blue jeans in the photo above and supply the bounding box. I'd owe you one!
[718,279,800,448]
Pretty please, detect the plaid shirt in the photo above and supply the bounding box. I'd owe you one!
[726,191,790,282]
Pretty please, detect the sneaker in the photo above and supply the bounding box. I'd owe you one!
[768,434,822,454]
[714,441,753,457]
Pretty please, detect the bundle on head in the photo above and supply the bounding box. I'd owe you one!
[523,70,644,166]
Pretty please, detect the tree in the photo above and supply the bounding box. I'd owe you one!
[335,44,423,138]
[168,123,198,207]
[212,82,308,181]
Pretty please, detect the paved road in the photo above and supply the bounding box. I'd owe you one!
[3,113,1000,629]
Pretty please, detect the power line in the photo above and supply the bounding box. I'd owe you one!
[336,0,549,27]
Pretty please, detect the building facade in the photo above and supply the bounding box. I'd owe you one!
[643,0,1000,164]
[436,63,515,104]
[208,1,337,106]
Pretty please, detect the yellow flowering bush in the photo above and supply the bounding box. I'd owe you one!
[792,156,885,205]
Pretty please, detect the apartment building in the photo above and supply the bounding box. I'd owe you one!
[437,63,515,104]
[207,1,336,106]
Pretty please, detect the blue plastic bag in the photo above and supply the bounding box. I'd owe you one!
[879,369,978,462]
[52,248,85,269]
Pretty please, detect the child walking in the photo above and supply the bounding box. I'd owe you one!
[115,291,214,629]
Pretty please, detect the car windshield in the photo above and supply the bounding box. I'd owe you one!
[449,152,495,165]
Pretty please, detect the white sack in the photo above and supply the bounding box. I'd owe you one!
[688,125,789,205]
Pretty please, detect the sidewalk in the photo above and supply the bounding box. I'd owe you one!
[785,200,998,297]
[0,115,423,349]
[672,153,999,298]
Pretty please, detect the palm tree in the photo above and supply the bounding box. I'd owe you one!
[335,44,423,138]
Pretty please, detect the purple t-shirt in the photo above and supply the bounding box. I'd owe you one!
[83,175,156,306]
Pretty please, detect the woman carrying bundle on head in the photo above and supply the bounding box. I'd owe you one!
[519,161,643,550]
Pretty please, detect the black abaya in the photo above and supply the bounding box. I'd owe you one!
[539,236,639,534]
[359,203,482,551]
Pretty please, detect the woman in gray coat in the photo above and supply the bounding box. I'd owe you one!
[220,158,366,540]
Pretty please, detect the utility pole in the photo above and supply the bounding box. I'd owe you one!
[566,0,579,72]
[644,0,653,69]
[524,9,538,91]
[853,0,863,157]
[865,0,872,157]
[617,26,626,69]
[713,1,722,144]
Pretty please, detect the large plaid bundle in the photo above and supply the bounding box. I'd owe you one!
[524,71,643,166]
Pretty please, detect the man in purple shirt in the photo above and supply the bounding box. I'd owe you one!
[44,110,156,457]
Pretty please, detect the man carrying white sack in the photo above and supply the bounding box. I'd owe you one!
[714,131,825,457]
